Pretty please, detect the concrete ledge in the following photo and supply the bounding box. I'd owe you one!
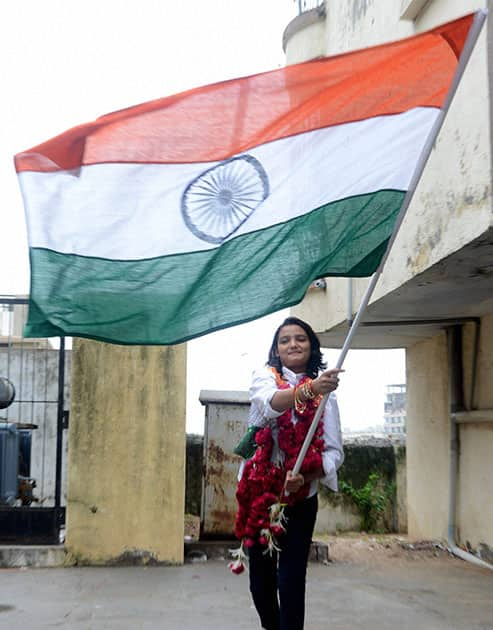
[185,540,330,564]
[0,545,66,568]
[282,4,326,52]
[199,390,249,405]
[0,540,330,568]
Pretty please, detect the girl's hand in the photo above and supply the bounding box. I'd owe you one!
[285,470,305,493]
[312,368,344,396]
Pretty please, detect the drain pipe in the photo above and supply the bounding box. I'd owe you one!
[447,326,493,570]
[347,279,353,327]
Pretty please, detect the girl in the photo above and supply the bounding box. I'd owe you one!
[234,316,344,630]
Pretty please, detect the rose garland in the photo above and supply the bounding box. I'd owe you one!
[229,370,324,574]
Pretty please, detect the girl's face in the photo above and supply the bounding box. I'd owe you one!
[276,324,311,373]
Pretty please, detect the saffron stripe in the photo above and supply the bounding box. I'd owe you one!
[14,14,472,172]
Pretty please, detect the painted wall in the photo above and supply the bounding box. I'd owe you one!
[457,314,493,550]
[284,11,326,65]
[199,392,406,537]
[284,0,493,554]
[406,317,493,548]
[287,0,492,332]
[406,333,450,539]
[66,339,186,565]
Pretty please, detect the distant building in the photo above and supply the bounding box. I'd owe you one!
[383,384,406,436]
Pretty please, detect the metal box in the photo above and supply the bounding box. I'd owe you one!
[199,390,250,538]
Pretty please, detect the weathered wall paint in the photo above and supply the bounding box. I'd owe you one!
[66,339,186,565]
[406,333,450,539]
[285,0,493,555]
[289,0,491,332]
[457,314,493,549]
[324,0,412,54]
[284,6,326,65]
[407,319,493,548]
[199,392,407,536]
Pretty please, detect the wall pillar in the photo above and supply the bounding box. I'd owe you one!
[65,339,186,565]
[406,332,450,540]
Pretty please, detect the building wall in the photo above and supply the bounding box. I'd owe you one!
[66,339,186,565]
[199,392,407,536]
[457,314,493,549]
[289,0,491,333]
[285,0,493,552]
[406,333,450,539]
[285,18,326,64]
[406,317,493,547]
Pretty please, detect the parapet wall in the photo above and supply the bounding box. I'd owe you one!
[189,393,407,537]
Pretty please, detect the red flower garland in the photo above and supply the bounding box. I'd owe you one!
[233,371,325,553]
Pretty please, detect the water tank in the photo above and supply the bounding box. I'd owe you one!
[0,377,15,409]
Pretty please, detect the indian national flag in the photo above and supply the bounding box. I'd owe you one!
[15,14,474,345]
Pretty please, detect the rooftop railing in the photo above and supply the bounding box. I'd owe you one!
[295,0,324,14]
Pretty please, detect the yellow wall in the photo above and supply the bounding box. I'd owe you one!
[458,314,493,548]
[407,319,493,548]
[406,333,450,539]
[65,339,186,565]
[288,0,492,334]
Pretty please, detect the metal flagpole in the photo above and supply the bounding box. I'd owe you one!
[290,9,488,479]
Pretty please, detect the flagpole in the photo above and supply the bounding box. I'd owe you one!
[290,9,487,480]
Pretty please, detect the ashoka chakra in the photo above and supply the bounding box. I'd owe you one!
[181,154,269,244]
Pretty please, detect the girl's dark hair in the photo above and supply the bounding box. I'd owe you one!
[267,316,326,378]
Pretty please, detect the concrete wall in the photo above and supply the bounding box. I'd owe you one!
[199,392,406,537]
[288,0,492,334]
[406,333,450,539]
[284,0,493,557]
[457,314,493,550]
[185,433,204,516]
[407,317,493,549]
[65,339,186,565]
[284,6,326,65]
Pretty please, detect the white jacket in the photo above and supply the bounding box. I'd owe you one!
[241,364,344,495]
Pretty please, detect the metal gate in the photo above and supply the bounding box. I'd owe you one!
[0,297,69,544]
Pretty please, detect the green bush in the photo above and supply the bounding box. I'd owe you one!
[339,472,395,533]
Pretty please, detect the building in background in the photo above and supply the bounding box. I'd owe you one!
[284,0,493,560]
[384,384,406,437]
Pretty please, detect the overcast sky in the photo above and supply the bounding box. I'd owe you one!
[1,0,405,433]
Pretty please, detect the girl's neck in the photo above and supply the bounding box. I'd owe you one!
[282,365,307,375]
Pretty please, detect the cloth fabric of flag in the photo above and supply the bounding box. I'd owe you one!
[15,14,474,345]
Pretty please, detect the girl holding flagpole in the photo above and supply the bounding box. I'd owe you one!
[232,316,344,630]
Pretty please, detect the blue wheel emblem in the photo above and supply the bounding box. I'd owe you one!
[181,154,269,244]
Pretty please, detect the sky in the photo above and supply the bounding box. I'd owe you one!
[1,0,405,433]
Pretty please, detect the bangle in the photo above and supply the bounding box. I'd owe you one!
[293,384,307,414]
[301,379,316,400]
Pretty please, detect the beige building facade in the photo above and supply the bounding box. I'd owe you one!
[284,0,493,557]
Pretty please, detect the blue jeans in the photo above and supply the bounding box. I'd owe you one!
[248,494,318,630]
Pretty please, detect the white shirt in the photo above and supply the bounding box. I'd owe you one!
[240,365,344,495]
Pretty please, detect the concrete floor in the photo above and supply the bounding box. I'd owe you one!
[0,555,492,629]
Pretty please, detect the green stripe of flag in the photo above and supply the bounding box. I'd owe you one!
[25,189,405,344]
